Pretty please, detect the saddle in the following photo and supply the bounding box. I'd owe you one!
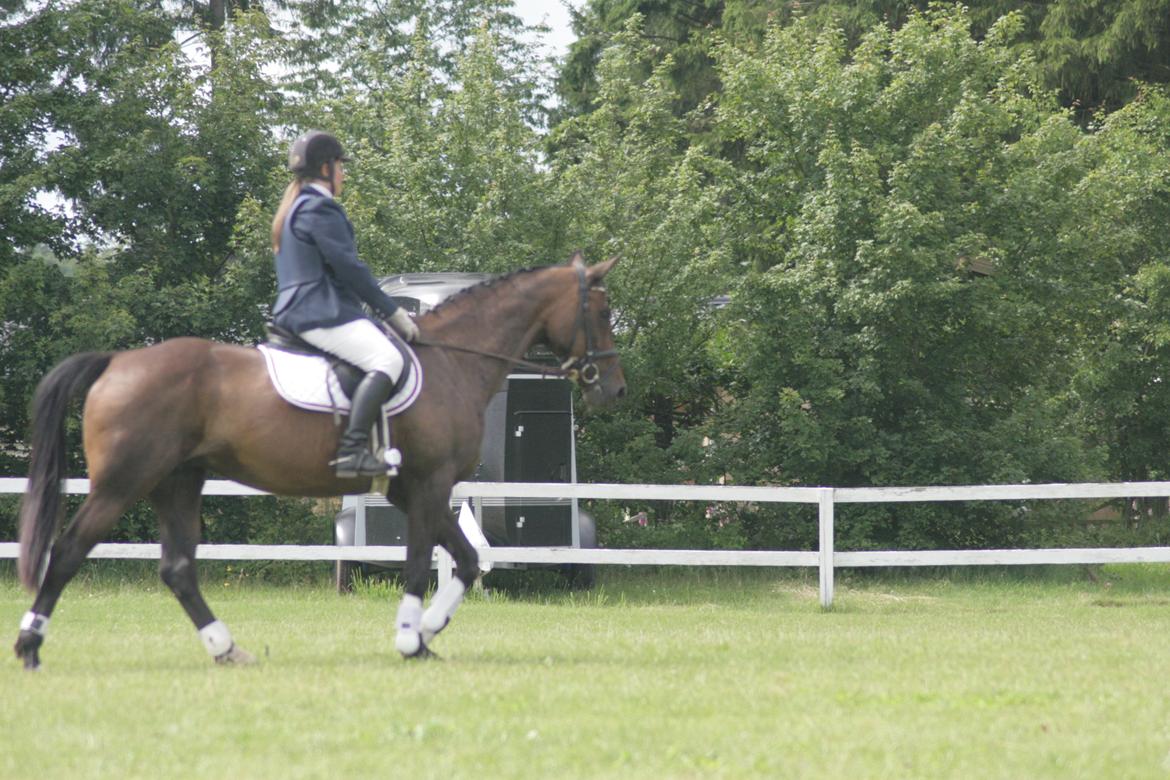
[263,322,414,401]
[258,323,423,488]
[258,322,423,428]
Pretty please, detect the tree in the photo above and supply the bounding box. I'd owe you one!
[548,19,735,506]
[703,7,1138,548]
[225,13,562,279]
[1065,88,1170,504]
[558,0,724,120]
[1039,0,1170,115]
[0,0,283,467]
[556,0,1170,125]
[280,0,552,127]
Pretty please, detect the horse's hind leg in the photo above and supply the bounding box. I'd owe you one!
[150,468,254,665]
[14,489,136,670]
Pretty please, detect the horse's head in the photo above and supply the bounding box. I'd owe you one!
[546,252,627,407]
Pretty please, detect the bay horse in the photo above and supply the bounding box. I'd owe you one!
[14,253,625,669]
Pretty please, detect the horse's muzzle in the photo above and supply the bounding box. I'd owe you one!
[583,377,626,407]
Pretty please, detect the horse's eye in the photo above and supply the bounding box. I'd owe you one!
[600,308,611,323]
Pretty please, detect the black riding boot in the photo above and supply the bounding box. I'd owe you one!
[333,370,395,478]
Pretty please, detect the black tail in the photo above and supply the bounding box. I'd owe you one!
[18,352,113,590]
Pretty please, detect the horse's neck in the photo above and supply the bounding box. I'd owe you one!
[426,272,560,403]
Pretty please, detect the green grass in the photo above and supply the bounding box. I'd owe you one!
[4,565,1170,778]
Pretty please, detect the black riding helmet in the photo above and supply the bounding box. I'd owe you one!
[288,130,349,181]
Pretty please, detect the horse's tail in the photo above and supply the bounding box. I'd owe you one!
[18,352,114,591]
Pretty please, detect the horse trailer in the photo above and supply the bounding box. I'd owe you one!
[333,273,596,591]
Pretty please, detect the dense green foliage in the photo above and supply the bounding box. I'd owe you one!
[3,1,1170,552]
[557,0,1170,118]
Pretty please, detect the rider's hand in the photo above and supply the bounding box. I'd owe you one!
[386,308,419,343]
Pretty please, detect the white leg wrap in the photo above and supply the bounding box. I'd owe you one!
[198,620,234,657]
[20,611,49,637]
[394,595,423,656]
[421,579,466,644]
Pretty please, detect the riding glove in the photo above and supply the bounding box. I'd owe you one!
[386,308,419,343]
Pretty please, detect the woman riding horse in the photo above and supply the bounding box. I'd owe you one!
[272,130,419,479]
[13,171,625,668]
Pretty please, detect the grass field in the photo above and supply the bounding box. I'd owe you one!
[4,564,1170,778]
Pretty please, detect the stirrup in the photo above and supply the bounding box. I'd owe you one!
[331,449,385,478]
[332,447,402,479]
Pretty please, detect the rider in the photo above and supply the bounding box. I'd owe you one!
[270,130,419,478]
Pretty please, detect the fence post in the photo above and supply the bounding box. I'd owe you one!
[818,488,835,609]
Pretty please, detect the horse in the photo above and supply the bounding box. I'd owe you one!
[14,253,625,669]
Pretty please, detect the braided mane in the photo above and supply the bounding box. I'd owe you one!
[423,265,549,319]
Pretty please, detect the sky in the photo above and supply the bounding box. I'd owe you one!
[511,0,581,59]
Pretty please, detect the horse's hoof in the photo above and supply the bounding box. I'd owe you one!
[214,643,257,666]
[14,631,42,670]
[403,643,440,662]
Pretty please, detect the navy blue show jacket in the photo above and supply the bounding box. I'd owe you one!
[272,187,401,333]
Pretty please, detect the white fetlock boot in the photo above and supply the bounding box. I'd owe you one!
[200,620,256,666]
[394,594,425,657]
[421,579,466,646]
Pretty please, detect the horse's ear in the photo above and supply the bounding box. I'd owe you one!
[569,250,586,269]
[587,255,620,283]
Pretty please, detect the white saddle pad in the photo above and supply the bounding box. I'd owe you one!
[257,343,423,416]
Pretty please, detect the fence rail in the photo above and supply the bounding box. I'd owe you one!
[4,477,1170,607]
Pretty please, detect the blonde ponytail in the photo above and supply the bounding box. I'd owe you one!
[271,179,303,252]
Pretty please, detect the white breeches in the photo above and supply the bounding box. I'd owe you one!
[300,318,404,379]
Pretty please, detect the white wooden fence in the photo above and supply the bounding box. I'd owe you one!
[4,477,1170,607]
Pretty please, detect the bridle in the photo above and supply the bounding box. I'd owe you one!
[413,264,618,386]
[559,263,619,386]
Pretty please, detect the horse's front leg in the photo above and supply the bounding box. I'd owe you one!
[419,511,481,648]
[393,479,450,659]
[394,524,437,660]
[393,486,481,660]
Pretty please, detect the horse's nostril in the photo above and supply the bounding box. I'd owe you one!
[616,385,627,398]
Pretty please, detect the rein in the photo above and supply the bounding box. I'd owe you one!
[412,264,617,385]
[411,338,566,377]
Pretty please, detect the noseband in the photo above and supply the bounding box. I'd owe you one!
[559,264,619,387]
